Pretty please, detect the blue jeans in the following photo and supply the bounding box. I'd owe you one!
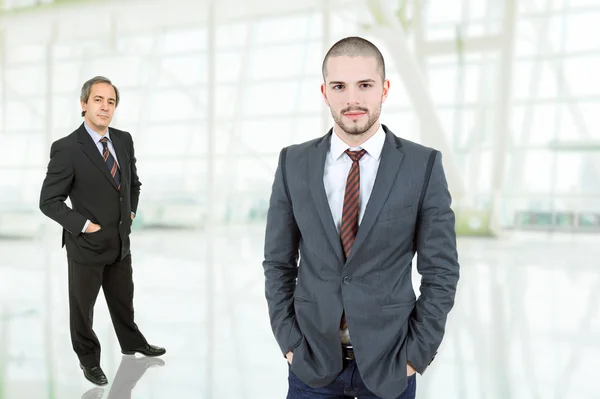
[287,360,416,399]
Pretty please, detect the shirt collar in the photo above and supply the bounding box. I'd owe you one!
[84,122,111,143]
[330,124,385,161]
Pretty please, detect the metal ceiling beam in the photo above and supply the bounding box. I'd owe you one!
[0,0,92,14]
[423,35,504,55]
[364,0,467,201]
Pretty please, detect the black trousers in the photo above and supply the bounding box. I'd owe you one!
[68,253,147,367]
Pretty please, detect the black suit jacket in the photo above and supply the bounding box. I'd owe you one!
[40,123,141,265]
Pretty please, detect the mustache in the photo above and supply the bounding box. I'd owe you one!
[341,107,368,114]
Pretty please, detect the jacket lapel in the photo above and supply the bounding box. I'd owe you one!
[308,130,345,264]
[345,126,404,265]
[77,124,119,191]
[110,131,129,183]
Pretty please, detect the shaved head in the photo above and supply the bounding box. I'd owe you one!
[322,36,386,82]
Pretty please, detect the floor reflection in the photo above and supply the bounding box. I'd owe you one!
[80,356,165,399]
[0,227,598,399]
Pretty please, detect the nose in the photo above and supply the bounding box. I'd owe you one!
[346,87,360,105]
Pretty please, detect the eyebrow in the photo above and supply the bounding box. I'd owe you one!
[93,95,116,102]
[328,79,376,85]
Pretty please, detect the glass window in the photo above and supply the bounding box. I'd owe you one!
[248,44,310,80]
[5,100,45,131]
[216,22,250,48]
[161,28,207,54]
[254,13,321,45]
[243,81,299,116]
[145,88,205,122]
[513,60,559,100]
[562,55,600,96]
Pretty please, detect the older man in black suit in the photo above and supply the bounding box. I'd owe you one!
[40,76,165,386]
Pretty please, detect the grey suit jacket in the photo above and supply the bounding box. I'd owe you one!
[263,125,460,399]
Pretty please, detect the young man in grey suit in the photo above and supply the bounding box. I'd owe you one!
[263,37,460,399]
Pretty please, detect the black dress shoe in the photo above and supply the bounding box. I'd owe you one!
[79,364,108,386]
[122,343,166,357]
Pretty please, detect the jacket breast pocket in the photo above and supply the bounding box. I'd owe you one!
[376,205,414,224]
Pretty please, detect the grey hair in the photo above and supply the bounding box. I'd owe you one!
[80,76,120,117]
[322,36,386,82]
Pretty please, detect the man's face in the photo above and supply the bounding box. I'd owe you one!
[81,82,117,132]
[321,55,389,136]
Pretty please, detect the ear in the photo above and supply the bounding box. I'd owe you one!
[320,83,329,106]
[381,79,391,103]
[80,99,87,112]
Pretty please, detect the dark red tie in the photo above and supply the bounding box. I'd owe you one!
[340,149,367,330]
[100,137,121,190]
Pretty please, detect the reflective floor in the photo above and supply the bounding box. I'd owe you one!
[0,225,599,399]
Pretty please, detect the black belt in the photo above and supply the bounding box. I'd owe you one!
[342,345,354,360]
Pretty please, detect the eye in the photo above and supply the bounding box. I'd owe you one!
[333,85,344,90]
[360,83,373,88]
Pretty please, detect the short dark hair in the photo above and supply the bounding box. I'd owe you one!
[321,36,386,82]
[80,76,120,117]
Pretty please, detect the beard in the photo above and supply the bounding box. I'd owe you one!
[331,103,382,136]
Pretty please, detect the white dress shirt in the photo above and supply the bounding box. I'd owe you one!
[323,124,386,232]
[84,122,120,167]
[323,125,386,345]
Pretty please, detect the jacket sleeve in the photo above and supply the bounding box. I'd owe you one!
[128,132,142,214]
[262,147,303,357]
[39,140,87,235]
[406,151,460,374]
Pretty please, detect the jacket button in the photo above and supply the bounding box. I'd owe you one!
[342,276,350,284]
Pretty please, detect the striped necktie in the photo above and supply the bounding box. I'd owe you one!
[340,148,367,331]
[99,137,121,190]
